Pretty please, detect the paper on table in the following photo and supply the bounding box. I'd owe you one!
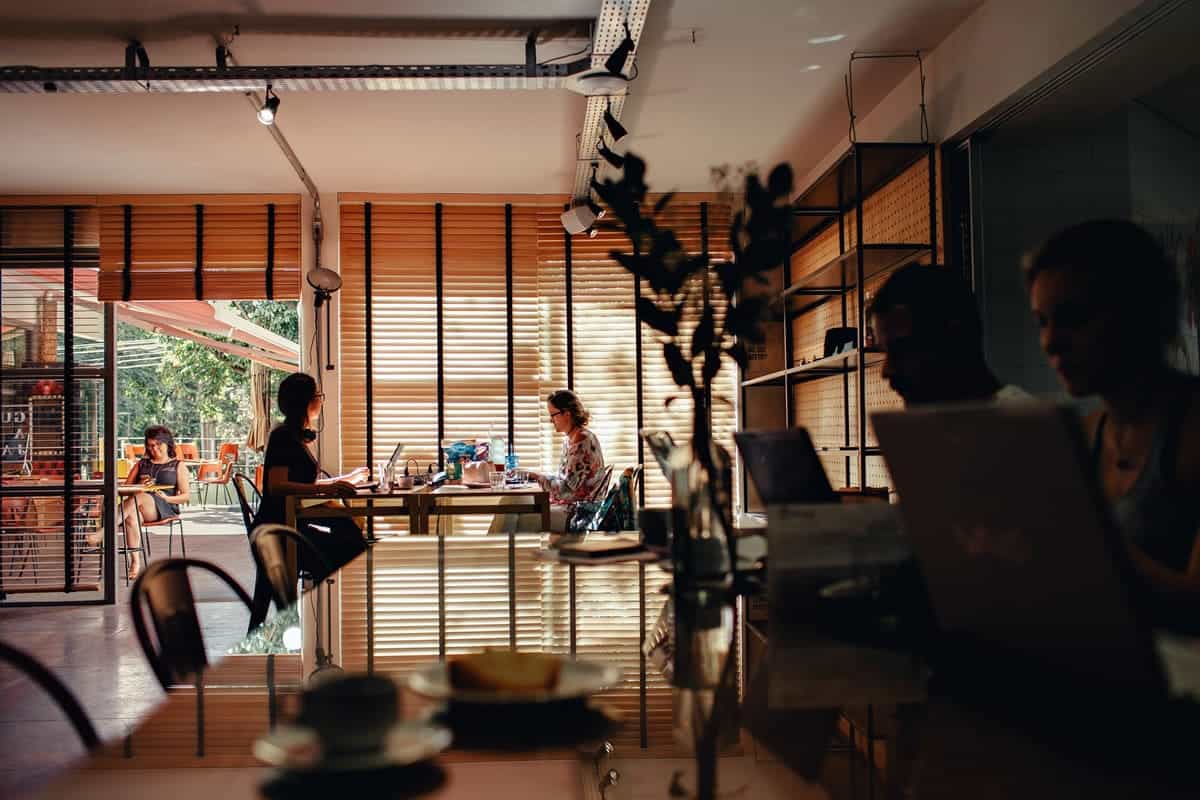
[767,502,926,709]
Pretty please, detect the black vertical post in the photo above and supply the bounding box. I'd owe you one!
[839,171,851,487]
[435,204,445,470]
[364,202,374,670]
[103,303,116,603]
[564,209,574,391]
[194,205,204,300]
[633,273,646,507]
[122,205,133,302]
[265,203,276,300]
[855,149,867,489]
[928,144,938,264]
[364,204,374,474]
[63,208,75,592]
[505,204,515,447]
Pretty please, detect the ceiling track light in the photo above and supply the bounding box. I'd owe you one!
[602,102,628,146]
[604,22,635,76]
[257,85,280,125]
[597,139,625,169]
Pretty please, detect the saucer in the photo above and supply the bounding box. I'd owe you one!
[408,657,621,705]
[254,721,451,773]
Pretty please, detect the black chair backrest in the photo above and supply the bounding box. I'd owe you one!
[250,524,336,609]
[0,640,99,751]
[130,558,253,690]
[231,473,261,536]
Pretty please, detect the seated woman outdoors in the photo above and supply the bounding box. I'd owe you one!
[490,389,607,533]
[1026,219,1200,622]
[251,372,369,579]
[120,425,190,580]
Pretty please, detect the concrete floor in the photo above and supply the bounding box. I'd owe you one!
[0,504,257,797]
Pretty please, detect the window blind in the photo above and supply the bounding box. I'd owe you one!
[97,196,301,301]
[336,195,731,754]
[1,206,107,600]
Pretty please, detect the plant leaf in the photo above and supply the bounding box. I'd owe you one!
[727,343,749,372]
[637,295,679,337]
[702,346,722,385]
[653,191,676,215]
[663,342,695,389]
[691,304,715,358]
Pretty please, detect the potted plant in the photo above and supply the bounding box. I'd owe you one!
[592,154,794,580]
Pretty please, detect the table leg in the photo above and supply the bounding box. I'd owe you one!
[539,494,550,532]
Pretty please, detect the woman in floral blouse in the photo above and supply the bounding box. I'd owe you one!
[533,389,607,515]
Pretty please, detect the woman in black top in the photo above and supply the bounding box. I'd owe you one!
[251,372,368,580]
[122,425,191,580]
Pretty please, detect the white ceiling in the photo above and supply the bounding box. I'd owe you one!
[0,0,983,196]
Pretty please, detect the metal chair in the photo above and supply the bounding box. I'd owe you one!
[591,464,615,502]
[197,444,238,507]
[232,474,273,634]
[129,558,253,690]
[249,523,335,609]
[127,488,186,558]
[250,524,340,675]
[0,640,99,751]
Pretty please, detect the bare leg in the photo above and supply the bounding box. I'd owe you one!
[122,494,160,579]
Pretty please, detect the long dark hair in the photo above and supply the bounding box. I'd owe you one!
[143,425,177,459]
[277,372,318,433]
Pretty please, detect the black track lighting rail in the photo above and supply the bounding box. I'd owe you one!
[0,59,592,93]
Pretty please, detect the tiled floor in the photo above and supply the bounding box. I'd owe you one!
[0,505,258,798]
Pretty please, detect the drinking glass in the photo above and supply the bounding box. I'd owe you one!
[488,469,505,490]
[375,461,390,488]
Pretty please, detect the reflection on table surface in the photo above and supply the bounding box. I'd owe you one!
[24,535,1200,800]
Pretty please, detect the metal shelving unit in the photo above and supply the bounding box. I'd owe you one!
[740,142,937,510]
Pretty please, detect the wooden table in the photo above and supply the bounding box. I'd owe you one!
[284,484,550,536]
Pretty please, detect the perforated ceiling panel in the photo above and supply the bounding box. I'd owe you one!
[570,0,651,201]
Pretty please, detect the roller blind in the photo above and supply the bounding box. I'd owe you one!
[97,196,301,301]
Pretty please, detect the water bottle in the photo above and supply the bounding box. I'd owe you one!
[505,448,519,482]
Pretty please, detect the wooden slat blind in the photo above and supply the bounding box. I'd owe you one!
[336,196,729,754]
[97,196,301,300]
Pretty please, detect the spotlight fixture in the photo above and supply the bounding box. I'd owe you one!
[588,227,599,238]
[603,102,628,147]
[605,22,636,75]
[125,40,150,71]
[597,139,625,169]
[586,199,605,220]
[560,203,597,235]
[564,21,636,96]
[257,86,280,125]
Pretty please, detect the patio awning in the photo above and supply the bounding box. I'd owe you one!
[5,268,299,371]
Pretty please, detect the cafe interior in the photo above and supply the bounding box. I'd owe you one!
[3,1,1200,798]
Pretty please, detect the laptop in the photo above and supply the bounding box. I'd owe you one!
[734,428,839,505]
[871,403,1168,697]
[354,442,406,494]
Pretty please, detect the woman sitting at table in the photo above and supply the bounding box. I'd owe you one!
[1025,219,1200,624]
[120,425,190,580]
[251,372,369,579]
[489,390,607,534]
[534,390,607,530]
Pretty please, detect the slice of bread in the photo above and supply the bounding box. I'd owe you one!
[448,650,562,692]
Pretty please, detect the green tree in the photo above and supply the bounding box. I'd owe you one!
[118,302,298,449]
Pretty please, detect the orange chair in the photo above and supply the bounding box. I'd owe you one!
[176,443,199,461]
[197,444,238,507]
[124,444,145,461]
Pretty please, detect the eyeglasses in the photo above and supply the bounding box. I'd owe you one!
[314,392,326,401]
[549,409,566,420]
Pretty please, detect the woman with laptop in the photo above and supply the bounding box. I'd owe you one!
[1026,220,1200,604]
[252,372,370,578]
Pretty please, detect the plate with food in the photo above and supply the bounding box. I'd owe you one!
[408,650,621,705]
